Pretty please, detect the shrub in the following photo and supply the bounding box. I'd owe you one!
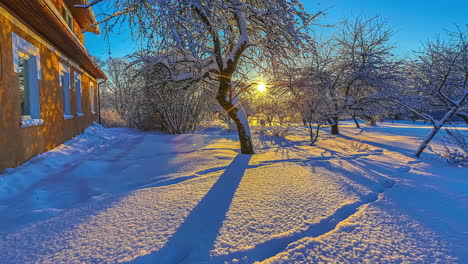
[265,126,293,138]
[343,140,371,152]
[100,108,127,128]
[442,128,468,167]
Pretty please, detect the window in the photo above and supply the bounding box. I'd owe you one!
[74,73,84,117]
[62,5,74,31]
[18,53,30,116]
[90,85,95,114]
[59,63,72,119]
[12,33,42,127]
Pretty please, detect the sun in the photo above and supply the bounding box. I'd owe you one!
[257,82,267,93]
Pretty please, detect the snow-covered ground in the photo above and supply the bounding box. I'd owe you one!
[0,121,467,264]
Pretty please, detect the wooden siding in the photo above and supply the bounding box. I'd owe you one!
[65,0,101,34]
[0,1,105,79]
[0,7,99,172]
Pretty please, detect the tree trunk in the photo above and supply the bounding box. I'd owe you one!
[331,117,339,135]
[310,125,321,145]
[415,104,463,157]
[415,127,439,158]
[216,94,255,154]
[352,114,361,128]
[456,113,468,125]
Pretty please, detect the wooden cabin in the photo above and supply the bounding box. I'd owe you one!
[0,0,106,172]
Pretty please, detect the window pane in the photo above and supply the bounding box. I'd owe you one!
[62,6,74,31]
[61,75,70,115]
[76,79,82,113]
[18,56,31,116]
[61,75,65,105]
[90,86,95,112]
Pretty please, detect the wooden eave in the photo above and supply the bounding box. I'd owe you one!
[65,0,101,34]
[1,0,106,79]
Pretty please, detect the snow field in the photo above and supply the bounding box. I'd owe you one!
[0,121,467,263]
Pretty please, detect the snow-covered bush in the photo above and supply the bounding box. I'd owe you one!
[100,108,126,128]
[144,76,209,134]
[100,57,209,133]
[442,128,468,167]
[265,126,294,138]
[343,141,371,153]
[219,113,238,132]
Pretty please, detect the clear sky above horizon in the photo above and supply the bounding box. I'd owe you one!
[85,0,468,60]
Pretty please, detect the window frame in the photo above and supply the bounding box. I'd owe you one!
[12,33,43,128]
[74,72,84,117]
[62,5,74,32]
[90,84,95,114]
[59,63,73,119]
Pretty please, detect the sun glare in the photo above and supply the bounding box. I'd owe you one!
[257,82,267,93]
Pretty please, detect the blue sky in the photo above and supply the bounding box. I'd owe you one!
[85,0,468,59]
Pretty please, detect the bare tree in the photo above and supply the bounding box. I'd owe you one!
[80,0,322,154]
[154,88,208,134]
[305,16,394,135]
[142,62,210,134]
[101,58,145,128]
[393,27,468,157]
[271,63,332,145]
[301,88,333,145]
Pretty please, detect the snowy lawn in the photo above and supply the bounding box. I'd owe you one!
[0,121,467,263]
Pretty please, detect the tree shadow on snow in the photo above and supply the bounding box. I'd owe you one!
[338,133,440,160]
[131,154,252,263]
[210,152,400,263]
[253,131,306,158]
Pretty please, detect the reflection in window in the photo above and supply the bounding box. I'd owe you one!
[13,32,43,127]
[75,74,83,115]
[90,85,95,113]
[18,53,31,117]
[60,64,71,116]
[62,5,74,31]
